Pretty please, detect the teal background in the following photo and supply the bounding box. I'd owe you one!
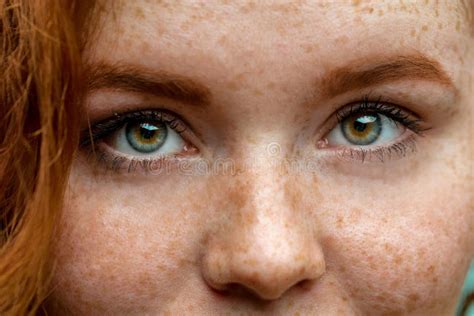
[457,261,474,316]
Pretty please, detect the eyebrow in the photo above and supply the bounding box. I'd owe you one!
[86,54,455,106]
[86,62,211,106]
[320,54,456,98]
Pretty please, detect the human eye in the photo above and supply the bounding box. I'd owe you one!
[319,97,430,162]
[80,109,199,173]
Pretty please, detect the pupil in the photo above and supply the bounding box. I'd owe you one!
[341,113,381,146]
[353,120,367,133]
[126,121,167,153]
[139,123,158,140]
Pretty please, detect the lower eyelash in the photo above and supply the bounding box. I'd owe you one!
[83,144,173,174]
[336,134,418,163]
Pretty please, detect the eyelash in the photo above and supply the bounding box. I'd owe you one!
[80,109,189,172]
[328,96,430,163]
[81,109,187,147]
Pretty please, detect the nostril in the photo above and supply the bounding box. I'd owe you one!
[294,279,314,292]
[224,282,262,299]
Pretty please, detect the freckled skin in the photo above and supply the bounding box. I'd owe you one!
[47,0,473,315]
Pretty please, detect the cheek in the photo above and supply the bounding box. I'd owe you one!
[314,174,472,314]
[51,169,208,313]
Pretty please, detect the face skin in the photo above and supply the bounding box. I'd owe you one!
[47,0,473,315]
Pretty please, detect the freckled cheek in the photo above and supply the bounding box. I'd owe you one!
[324,206,470,314]
[52,177,208,309]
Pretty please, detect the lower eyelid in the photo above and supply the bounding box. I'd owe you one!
[84,142,193,174]
[320,133,419,163]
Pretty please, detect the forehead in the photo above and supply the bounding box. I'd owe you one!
[85,0,470,88]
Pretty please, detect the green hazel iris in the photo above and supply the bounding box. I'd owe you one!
[125,121,167,153]
[341,113,382,145]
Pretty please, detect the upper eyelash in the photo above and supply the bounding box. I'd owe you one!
[80,109,187,148]
[335,95,430,134]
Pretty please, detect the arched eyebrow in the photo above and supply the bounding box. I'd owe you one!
[85,54,455,106]
[320,54,456,99]
[85,62,212,106]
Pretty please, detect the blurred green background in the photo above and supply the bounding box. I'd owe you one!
[457,261,474,316]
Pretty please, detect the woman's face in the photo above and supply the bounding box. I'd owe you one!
[48,1,473,315]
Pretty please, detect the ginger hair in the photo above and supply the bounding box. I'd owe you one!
[0,0,84,314]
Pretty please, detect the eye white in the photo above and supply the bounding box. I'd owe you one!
[114,124,185,157]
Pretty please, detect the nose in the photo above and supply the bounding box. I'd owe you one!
[201,168,326,301]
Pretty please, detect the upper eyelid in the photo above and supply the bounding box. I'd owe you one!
[335,98,420,121]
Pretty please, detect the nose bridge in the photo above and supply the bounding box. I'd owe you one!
[202,154,326,300]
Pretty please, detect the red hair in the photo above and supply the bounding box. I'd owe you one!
[0,0,83,314]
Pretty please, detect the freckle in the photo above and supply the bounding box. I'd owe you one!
[368,255,377,270]
[352,0,361,6]
[303,45,313,53]
[410,29,416,37]
[239,1,256,14]
[335,35,349,44]
[375,294,387,302]
[455,21,460,32]
[390,278,400,289]
[266,81,276,89]
[226,80,240,91]
[180,22,190,32]
[362,7,374,14]
[421,25,428,32]
[378,9,384,16]
[134,7,145,19]
[426,264,435,277]
[218,35,227,46]
[140,42,151,54]
[253,88,263,96]
[394,254,403,265]
[228,187,248,211]
[408,293,419,302]
[417,247,426,258]
[350,207,361,222]
[336,215,344,228]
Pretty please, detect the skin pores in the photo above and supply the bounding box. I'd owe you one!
[48,1,473,315]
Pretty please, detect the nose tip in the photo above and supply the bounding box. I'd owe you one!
[202,241,326,301]
[201,158,326,301]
